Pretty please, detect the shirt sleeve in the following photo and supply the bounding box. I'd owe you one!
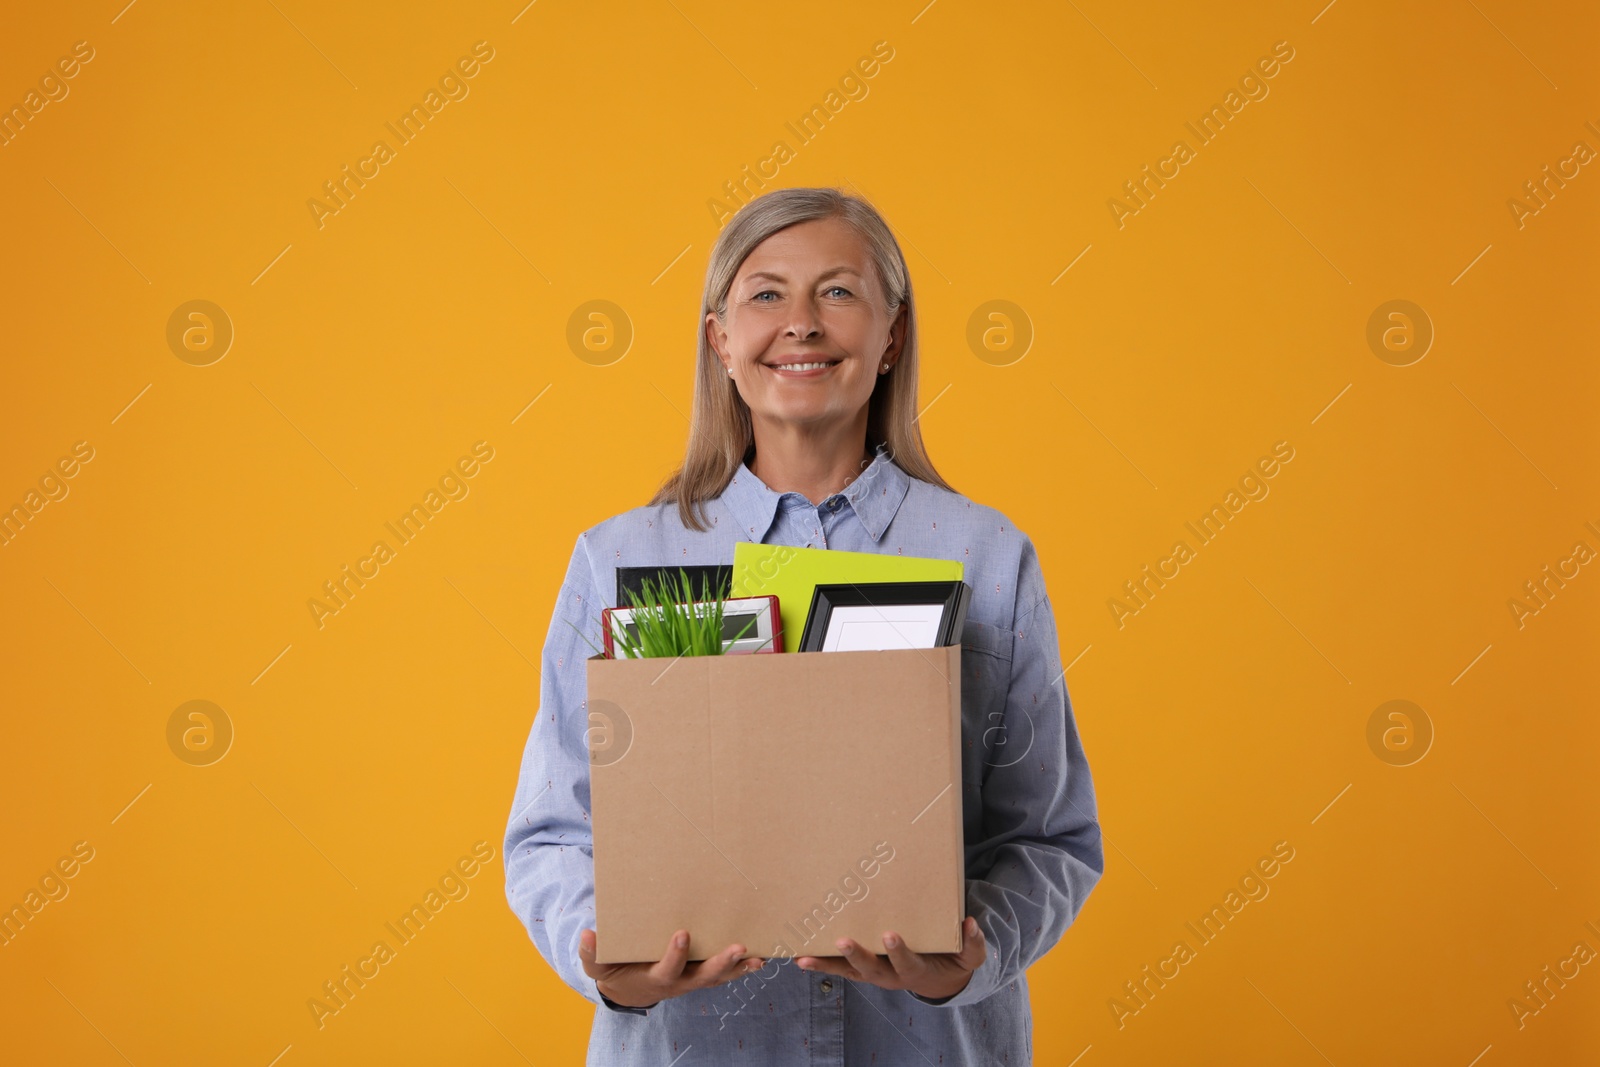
[910,531,1105,1008]
[502,530,653,1017]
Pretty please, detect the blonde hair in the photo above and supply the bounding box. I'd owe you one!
[648,186,955,532]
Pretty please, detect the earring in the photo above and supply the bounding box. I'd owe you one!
[881,363,889,372]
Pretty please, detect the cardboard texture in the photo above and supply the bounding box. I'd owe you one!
[586,643,965,965]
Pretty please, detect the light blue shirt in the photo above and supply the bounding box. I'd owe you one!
[503,442,1104,1065]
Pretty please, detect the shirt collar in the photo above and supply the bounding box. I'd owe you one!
[719,442,910,544]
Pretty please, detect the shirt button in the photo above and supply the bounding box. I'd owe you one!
[819,979,833,992]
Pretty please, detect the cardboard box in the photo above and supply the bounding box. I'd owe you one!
[586,643,964,964]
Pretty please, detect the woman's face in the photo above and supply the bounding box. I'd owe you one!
[707,216,905,439]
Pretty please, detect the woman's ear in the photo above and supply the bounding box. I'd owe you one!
[882,304,908,363]
[704,311,727,362]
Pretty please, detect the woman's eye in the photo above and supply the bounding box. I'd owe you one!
[750,286,849,301]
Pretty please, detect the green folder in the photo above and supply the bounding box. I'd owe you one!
[731,542,964,652]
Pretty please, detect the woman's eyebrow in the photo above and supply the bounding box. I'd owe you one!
[742,267,863,284]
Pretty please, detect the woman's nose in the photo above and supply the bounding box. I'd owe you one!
[784,293,823,339]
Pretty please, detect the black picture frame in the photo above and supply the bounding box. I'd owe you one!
[616,564,732,607]
[798,580,971,653]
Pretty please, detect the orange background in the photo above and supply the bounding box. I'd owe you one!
[2,1,1596,1063]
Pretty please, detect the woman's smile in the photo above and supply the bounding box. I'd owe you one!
[766,358,841,378]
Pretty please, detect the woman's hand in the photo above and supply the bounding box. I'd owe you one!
[793,917,987,1001]
[578,928,764,1009]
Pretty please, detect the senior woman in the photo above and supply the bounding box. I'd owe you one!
[503,186,1103,1064]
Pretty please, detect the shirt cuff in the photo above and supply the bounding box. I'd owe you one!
[591,974,654,1015]
[907,925,1001,1009]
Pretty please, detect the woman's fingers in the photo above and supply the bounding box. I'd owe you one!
[835,938,892,983]
[794,954,852,976]
[580,930,774,1007]
[686,942,759,989]
[577,928,612,981]
[797,925,984,992]
[711,943,754,985]
[649,929,692,986]
[955,917,987,970]
[880,931,927,983]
